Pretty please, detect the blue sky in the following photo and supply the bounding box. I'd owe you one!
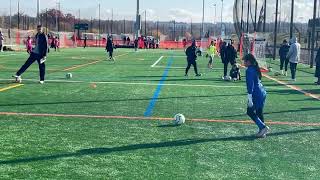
[0,0,315,23]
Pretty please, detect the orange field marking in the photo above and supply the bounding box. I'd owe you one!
[0,112,320,127]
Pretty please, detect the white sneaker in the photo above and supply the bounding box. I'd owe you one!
[281,70,284,75]
[13,75,22,83]
[39,81,45,84]
[256,126,270,138]
[285,71,288,76]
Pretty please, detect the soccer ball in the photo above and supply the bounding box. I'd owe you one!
[66,73,72,79]
[174,114,185,125]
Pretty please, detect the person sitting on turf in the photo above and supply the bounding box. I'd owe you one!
[196,46,202,56]
[229,64,241,81]
[13,25,48,84]
[185,40,201,77]
[106,36,115,61]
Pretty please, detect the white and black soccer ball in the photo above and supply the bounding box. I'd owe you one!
[66,73,73,79]
[174,114,186,125]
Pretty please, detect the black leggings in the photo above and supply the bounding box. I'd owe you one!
[290,62,297,79]
[108,51,113,58]
[247,107,264,123]
[16,53,46,81]
[280,57,289,71]
[186,61,199,75]
[223,62,228,77]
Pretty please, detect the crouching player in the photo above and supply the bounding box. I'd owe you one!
[229,64,241,81]
[243,54,270,138]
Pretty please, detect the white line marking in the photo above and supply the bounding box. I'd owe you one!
[153,65,224,70]
[151,56,164,67]
[0,78,287,90]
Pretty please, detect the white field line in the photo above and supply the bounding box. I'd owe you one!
[0,78,288,90]
[153,65,224,70]
[151,56,164,67]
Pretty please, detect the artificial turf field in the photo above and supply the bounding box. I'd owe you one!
[0,48,320,179]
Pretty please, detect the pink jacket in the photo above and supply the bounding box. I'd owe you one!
[26,38,32,50]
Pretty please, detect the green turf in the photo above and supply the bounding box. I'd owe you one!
[0,48,320,179]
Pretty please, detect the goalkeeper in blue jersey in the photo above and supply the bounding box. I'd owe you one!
[206,41,216,69]
[243,53,270,138]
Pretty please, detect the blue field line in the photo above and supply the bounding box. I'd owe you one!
[144,56,174,117]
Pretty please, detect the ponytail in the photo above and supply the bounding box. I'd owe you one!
[243,53,262,80]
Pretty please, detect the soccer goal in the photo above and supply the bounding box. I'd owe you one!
[240,32,268,72]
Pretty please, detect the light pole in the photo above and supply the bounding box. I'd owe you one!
[311,0,317,68]
[201,0,205,39]
[220,0,224,36]
[290,0,294,39]
[273,0,279,60]
[37,0,40,25]
[213,3,217,36]
[136,0,140,39]
[263,0,266,32]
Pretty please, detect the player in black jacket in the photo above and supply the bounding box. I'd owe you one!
[13,25,48,84]
[185,41,201,77]
[106,36,115,61]
[279,39,290,76]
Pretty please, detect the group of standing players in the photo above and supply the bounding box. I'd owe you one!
[11,25,269,138]
[185,39,269,138]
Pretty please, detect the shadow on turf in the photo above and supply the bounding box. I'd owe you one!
[1,128,320,165]
[219,107,320,118]
[0,94,245,107]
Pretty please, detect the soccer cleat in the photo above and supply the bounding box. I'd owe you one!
[13,75,22,83]
[39,81,45,84]
[184,74,188,77]
[195,74,202,77]
[256,126,270,138]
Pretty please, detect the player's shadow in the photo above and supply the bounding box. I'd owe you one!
[0,128,319,165]
[0,94,245,107]
[219,107,320,118]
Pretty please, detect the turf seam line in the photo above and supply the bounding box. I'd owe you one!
[144,56,173,117]
[0,84,24,92]
[1,112,320,127]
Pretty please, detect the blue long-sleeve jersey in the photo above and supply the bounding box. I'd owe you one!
[246,66,266,108]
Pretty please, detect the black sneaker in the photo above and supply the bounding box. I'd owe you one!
[195,74,202,77]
